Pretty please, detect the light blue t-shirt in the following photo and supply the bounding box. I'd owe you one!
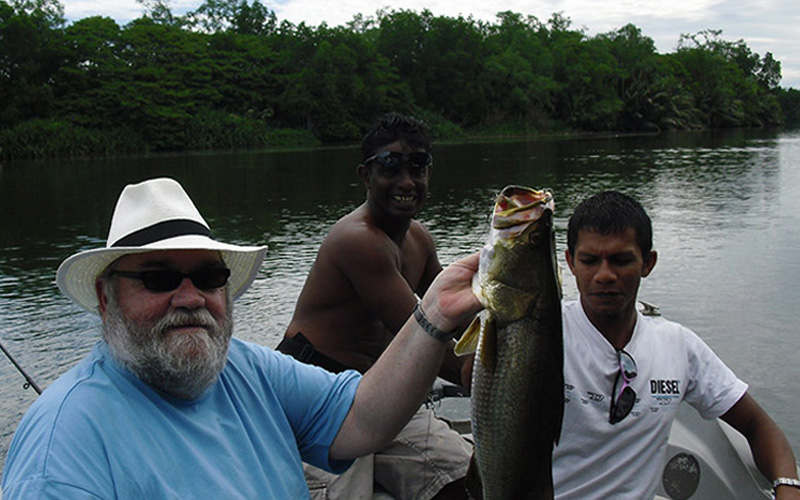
[2,338,362,499]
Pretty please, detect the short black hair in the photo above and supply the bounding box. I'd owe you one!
[361,113,431,160]
[567,191,653,257]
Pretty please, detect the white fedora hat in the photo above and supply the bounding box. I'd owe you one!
[56,177,268,313]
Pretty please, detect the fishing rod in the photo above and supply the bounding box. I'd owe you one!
[0,337,42,395]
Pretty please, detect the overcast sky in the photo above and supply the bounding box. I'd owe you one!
[59,0,800,89]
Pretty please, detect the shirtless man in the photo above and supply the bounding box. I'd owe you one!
[278,113,471,500]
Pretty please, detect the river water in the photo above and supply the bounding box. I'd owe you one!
[1,129,799,471]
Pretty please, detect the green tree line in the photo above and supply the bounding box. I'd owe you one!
[1,0,799,159]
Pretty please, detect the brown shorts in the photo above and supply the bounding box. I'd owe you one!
[306,405,472,500]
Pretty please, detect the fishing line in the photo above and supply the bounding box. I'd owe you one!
[0,336,42,395]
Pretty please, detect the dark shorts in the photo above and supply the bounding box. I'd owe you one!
[276,332,352,373]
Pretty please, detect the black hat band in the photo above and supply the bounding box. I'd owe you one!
[112,220,211,247]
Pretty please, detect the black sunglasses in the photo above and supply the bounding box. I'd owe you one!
[363,151,433,169]
[609,349,638,424]
[109,267,231,292]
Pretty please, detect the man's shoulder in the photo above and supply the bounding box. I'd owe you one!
[36,343,119,403]
[328,210,386,241]
[225,337,277,367]
[407,218,435,243]
[321,215,398,261]
[5,347,131,470]
[635,312,695,339]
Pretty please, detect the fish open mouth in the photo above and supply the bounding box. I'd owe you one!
[490,186,555,242]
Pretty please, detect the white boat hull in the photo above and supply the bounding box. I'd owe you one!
[429,394,789,499]
[655,402,772,499]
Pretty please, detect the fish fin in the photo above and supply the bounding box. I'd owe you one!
[453,315,481,356]
[464,452,484,500]
[479,315,497,373]
[470,269,486,306]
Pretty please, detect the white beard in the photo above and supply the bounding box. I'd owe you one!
[103,294,233,400]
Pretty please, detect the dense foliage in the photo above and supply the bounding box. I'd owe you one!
[0,0,794,159]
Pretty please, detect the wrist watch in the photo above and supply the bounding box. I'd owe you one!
[773,477,800,493]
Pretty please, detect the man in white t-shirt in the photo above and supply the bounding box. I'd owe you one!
[555,190,799,499]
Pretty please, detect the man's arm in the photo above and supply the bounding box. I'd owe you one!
[329,253,482,461]
[333,222,471,385]
[334,225,426,335]
[411,227,472,386]
[414,223,445,297]
[721,393,800,500]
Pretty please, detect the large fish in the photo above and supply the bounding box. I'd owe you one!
[455,185,563,500]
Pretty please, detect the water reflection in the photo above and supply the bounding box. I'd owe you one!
[1,129,799,470]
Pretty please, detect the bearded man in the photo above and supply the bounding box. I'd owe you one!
[1,177,483,500]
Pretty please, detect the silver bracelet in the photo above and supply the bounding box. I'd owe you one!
[413,303,455,343]
[773,477,800,493]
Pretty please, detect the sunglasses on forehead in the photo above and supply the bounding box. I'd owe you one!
[108,267,231,292]
[363,151,433,169]
[609,349,638,425]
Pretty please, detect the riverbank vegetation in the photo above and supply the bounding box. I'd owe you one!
[1,0,797,160]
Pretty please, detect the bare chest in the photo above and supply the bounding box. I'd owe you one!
[396,237,429,290]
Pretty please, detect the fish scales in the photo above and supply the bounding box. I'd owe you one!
[456,185,564,500]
